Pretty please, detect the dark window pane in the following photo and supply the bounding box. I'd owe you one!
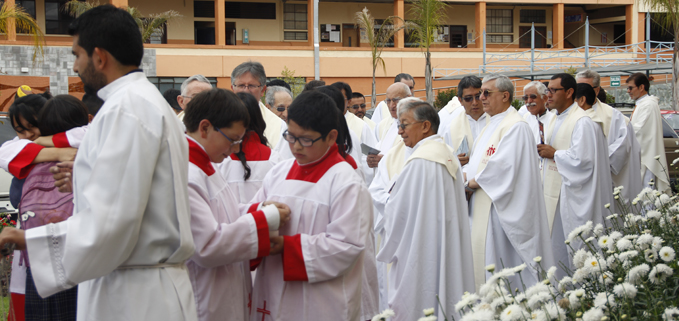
[520,9,546,24]
[194,1,215,18]
[225,2,275,20]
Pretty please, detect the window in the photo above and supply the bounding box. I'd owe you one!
[225,2,275,20]
[0,0,35,18]
[194,1,215,18]
[519,10,546,24]
[488,35,513,43]
[487,9,512,34]
[284,3,307,41]
[147,77,217,94]
[45,0,76,34]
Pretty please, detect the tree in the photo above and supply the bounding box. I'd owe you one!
[355,8,406,108]
[64,1,181,43]
[640,2,679,110]
[0,2,45,61]
[407,0,447,104]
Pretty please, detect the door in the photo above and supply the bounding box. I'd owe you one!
[449,25,467,48]
[342,24,359,47]
[195,21,215,45]
[519,26,547,48]
[225,22,236,45]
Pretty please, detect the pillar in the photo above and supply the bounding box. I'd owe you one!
[394,0,405,49]
[307,0,313,46]
[638,12,646,46]
[108,0,128,7]
[475,2,486,49]
[215,0,226,45]
[552,3,564,49]
[625,4,639,45]
[6,0,16,41]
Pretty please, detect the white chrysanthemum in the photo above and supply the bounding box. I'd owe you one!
[500,304,527,321]
[593,223,604,236]
[645,249,658,263]
[485,264,496,272]
[636,234,654,248]
[609,231,623,241]
[480,282,510,303]
[606,255,618,270]
[512,263,527,273]
[568,290,583,309]
[529,310,548,321]
[617,238,633,251]
[660,247,676,262]
[655,194,672,208]
[582,307,605,321]
[627,263,650,284]
[572,249,588,269]
[491,296,512,310]
[663,306,679,321]
[533,256,542,263]
[527,292,552,310]
[525,282,550,297]
[572,268,588,283]
[567,221,593,243]
[649,263,673,284]
[416,316,437,321]
[653,237,665,251]
[543,302,566,321]
[598,236,614,251]
[546,266,557,281]
[594,292,617,308]
[613,282,637,299]
[619,250,639,262]
[585,255,607,272]
[647,210,662,219]
[460,309,495,321]
[372,309,396,321]
[558,277,573,291]
[422,308,435,316]
[637,187,656,201]
[455,293,480,312]
[598,271,614,285]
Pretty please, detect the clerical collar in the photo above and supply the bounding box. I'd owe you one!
[186,136,216,176]
[557,103,575,116]
[125,69,143,76]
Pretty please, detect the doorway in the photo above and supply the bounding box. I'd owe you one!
[519,26,547,48]
[449,25,467,48]
[342,24,359,47]
[226,22,236,45]
[195,21,215,45]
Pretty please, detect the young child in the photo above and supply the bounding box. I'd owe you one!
[182,88,290,321]
[247,90,373,321]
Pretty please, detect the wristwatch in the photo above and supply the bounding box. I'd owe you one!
[464,180,475,193]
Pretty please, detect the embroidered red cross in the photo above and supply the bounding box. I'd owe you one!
[257,300,271,321]
[486,145,496,156]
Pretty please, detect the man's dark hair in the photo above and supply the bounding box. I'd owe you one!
[82,86,104,116]
[457,75,482,98]
[551,73,577,99]
[183,88,250,133]
[352,92,365,99]
[394,73,415,86]
[266,79,291,91]
[163,88,182,111]
[575,83,596,106]
[9,93,51,132]
[626,72,651,92]
[38,95,90,136]
[303,80,326,92]
[330,82,352,101]
[235,92,269,181]
[68,4,144,67]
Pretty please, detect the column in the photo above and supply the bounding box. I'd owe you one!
[625,4,637,45]
[638,12,646,46]
[307,0,313,46]
[475,2,486,49]
[394,0,405,49]
[215,0,226,45]
[6,0,16,41]
[108,0,128,7]
[552,3,564,49]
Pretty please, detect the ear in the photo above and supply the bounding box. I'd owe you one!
[421,120,432,134]
[326,129,338,144]
[566,88,575,100]
[198,119,213,139]
[177,95,184,108]
[503,91,510,103]
[91,47,107,72]
[261,86,267,98]
[87,114,94,123]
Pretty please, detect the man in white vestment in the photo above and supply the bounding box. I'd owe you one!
[538,73,613,270]
[576,70,643,202]
[626,72,671,194]
[176,75,213,121]
[370,73,415,125]
[350,92,376,130]
[367,83,412,170]
[521,81,555,147]
[438,75,488,166]
[231,61,288,149]
[376,100,475,321]
[0,6,197,321]
[265,85,293,122]
[464,74,556,290]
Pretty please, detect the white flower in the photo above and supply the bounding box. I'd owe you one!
[604,203,611,208]
[660,247,676,262]
[656,194,672,208]
[572,268,588,283]
[460,310,495,321]
[606,255,618,269]
[637,187,657,202]
[568,290,583,309]
[645,249,658,262]
[512,263,527,273]
[636,234,654,248]
[417,317,437,321]
[598,271,614,285]
[585,255,607,272]
[609,231,623,241]
[500,304,527,321]
[585,236,595,243]
[613,282,637,299]
[525,283,549,297]
[533,256,542,263]
[594,292,616,308]
[655,155,661,160]
[593,223,604,236]
[663,306,679,321]
[616,238,633,251]
[606,214,619,220]
[546,266,557,281]
[485,264,496,272]
[455,293,479,312]
[543,302,566,321]
[573,249,589,269]
[649,263,673,284]
[372,309,395,321]
[422,308,435,316]
[527,292,552,310]
[619,250,639,263]
[529,310,548,321]
[491,296,511,310]
[582,307,604,321]
[627,263,650,284]
[567,221,593,243]
[558,277,573,291]
[653,237,665,251]
[647,210,662,219]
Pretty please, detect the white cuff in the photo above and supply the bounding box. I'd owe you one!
[261,204,280,231]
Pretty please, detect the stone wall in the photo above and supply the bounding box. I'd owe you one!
[608,82,676,109]
[0,45,156,95]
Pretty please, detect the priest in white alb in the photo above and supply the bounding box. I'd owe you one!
[576,70,643,203]
[521,81,555,146]
[464,74,556,289]
[366,83,412,171]
[538,73,613,270]
[626,72,671,194]
[370,73,415,126]
[376,99,475,321]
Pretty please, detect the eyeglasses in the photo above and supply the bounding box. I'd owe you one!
[233,84,262,90]
[216,127,243,145]
[627,86,637,91]
[462,94,481,103]
[385,97,404,104]
[282,130,323,147]
[276,106,287,112]
[181,95,195,100]
[522,94,539,101]
[351,104,367,109]
[398,121,422,131]
[547,87,565,94]
[479,89,499,97]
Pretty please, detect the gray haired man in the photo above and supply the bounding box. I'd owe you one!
[177,74,212,121]
[265,86,293,122]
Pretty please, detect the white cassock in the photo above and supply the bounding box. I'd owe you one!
[517,105,528,117]
[247,144,375,321]
[437,97,462,135]
[377,135,475,321]
[586,100,643,204]
[464,108,556,289]
[375,117,403,154]
[186,136,279,321]
[24,72,197,321]
[370,100,390,127]
[630,95,671,194]
[523,110,555,145]
[258,101,288,149]
[346,112,379,185]
[543,103,613,270]
[363,116,376,130]
[218,132,280,204]
[439,107,488,152]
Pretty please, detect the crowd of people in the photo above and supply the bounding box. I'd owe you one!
[0,4,669,321]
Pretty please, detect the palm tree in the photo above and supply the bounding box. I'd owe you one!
[0,2,45,61]
[407,0,447,104]
[640,1,678,110]
[64,1,181,43]
[355,8,406,108]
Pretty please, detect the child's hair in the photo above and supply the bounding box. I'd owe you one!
[575,83,596,106]
[287,90,351,159]
[234,92,269,181]
[82,86,104,116]
[183,88,250,133]
[8,93,51,133]
[38,95,90,136]
[314,86,353,158]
